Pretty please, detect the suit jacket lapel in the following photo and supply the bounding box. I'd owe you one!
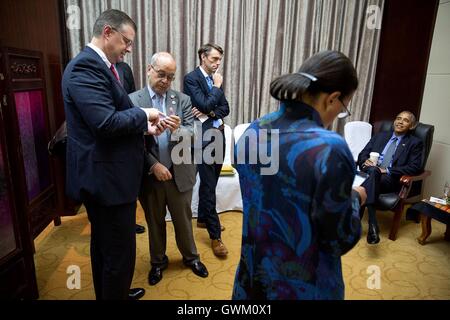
[377,131,392,153]
[84,46,128,97]
[116,65,124,82]
[138,87,153,108]
[392,134,409,164]
[195,67,210,94]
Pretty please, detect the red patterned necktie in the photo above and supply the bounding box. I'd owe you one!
[110,64,121,84]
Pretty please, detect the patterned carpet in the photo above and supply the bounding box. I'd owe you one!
[34,205,450,300]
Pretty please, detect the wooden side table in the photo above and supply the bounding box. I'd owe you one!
[407,200,450,245]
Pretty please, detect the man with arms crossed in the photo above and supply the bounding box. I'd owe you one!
[184,43,230,257]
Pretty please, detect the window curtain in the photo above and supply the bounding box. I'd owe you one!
[64,0,384,128]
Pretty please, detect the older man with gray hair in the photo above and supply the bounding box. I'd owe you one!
[129,52,208,286]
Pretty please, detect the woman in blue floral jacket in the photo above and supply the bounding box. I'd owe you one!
[232,51,367,300]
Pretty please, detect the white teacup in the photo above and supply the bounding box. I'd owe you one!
[369,152,380,165]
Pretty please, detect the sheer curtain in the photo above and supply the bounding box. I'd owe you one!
[64,0,383,127]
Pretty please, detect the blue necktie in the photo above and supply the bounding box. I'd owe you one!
[206,76,222,128]
[206,76,213,91]
[154,95,172,168]
[380,137,398,168]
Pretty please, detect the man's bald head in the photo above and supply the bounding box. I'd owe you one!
[147,52,176,95]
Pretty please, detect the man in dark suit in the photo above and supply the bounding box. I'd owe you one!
[183,43,230,257]
[358,111,423,244]
[115,60,146,235]
[129,52,209,285]
[62,9,160,300]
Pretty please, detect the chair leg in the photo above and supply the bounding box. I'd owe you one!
[389,204,404,241]
[418,215,432,245]
[445,224,450,242]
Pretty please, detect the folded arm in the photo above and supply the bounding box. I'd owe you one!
[183,75,230,119]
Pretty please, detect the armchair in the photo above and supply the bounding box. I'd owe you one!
[344,121,372,162]
[374,121,434,240]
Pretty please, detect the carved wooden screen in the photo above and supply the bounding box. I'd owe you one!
[0,136,17,259]
[0,47,60,240]
[0,47,39,299]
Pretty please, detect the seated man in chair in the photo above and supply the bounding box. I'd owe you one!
[357,111,423,244]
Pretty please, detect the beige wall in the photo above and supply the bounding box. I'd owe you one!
[420,0,450,198]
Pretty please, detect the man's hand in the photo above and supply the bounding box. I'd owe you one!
[363,159,387,174]
[213,72,223,88]
[162,115,181,133]
[156,117,169,133]
[152,163,172,181]
[353,185,367,206]
[147,122,164,136]
[192,107,207,119]
[364,159,377,167]
[141,107,160,123]
[143,108,161,135]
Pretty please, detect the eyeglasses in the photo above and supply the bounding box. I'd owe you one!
[337,97,352,118]
[111,27,133,48]
[150,65,175,81]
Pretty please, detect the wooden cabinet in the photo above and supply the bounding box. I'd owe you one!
[0,47,61,242]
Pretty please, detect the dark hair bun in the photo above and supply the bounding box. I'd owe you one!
[270,50,358,102]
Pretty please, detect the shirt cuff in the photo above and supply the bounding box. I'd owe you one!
[148,163,158,175]
[140,107,151,120]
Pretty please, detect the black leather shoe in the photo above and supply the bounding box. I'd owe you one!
[188,261,209,278]
[135,224,146,234]
[367,224,380,244]
[148,265,167,285]
[128,288,145,300]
